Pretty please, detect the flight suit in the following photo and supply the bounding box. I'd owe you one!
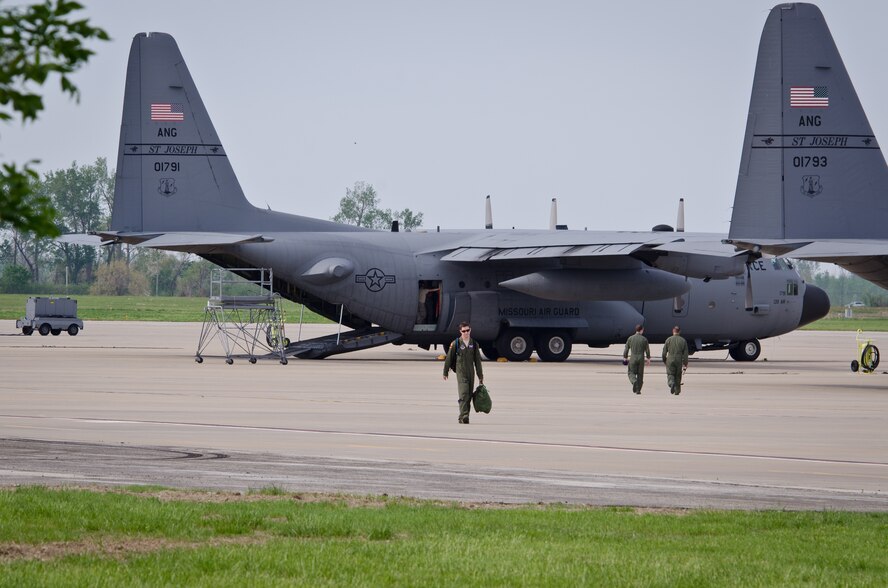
[662,335,689,395]
[622,332,650,394]
[443,337,484,423]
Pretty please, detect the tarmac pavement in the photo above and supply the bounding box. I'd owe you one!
[1,322,886,510]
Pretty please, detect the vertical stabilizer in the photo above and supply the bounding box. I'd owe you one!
[111,33,255,233]
[729,3,888,241]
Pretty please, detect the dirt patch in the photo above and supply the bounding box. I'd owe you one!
[0,534,267,563]
[4,483,655,511]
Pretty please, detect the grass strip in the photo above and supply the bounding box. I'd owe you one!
[4,295,888,331]
[0,294,329,323]
[1,486,886,586]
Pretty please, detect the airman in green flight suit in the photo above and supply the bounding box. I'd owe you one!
[443,321,484,424]
[623,324,651,394]
[662,325,689,395]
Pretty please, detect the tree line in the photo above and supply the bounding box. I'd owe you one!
[0,165,423,296]
[794,260,888,307]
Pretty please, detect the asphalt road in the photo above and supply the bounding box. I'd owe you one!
[1,322,886,510]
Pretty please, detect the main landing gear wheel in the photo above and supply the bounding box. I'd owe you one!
[535,331,572,362]
[496,329,533,362]
[479,342,499,361]
[729,339,761,362]
[226,358,234,365]
[195,356,203,364]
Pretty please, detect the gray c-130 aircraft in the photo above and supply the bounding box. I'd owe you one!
[727,3,888,291]
[96,10,829,362]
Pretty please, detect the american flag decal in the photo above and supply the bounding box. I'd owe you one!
[790,86,829,108]
[151,103,185,121]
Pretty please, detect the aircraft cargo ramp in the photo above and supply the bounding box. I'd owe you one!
[285,327,403,359]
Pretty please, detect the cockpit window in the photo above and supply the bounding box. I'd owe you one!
[770,258,787,270]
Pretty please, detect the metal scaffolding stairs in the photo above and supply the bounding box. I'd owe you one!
[195,268,289,364]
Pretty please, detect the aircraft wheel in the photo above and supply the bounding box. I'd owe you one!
[496,329,533,362]
[283,338,291,347]
[280,358,288,365]
[249,357,257,364]
[479,342,499,361]
[851,359,859,372]
[22,326,33,336]
[195,356,203,364]
[67,324,79,336]
[536,331,572,362]
[38,324,51,336]
[226,358,234,365]
[729,339,761,362]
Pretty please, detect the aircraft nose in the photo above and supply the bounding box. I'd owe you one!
[798,284,830,328]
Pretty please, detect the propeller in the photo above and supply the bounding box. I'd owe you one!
[745,262,754,311]
[743,246,762,311]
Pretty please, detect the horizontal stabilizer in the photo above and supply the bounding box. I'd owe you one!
[95,230,270,251]
[138,232,270,248]
[57,234,109,247]
[773,240,888,259]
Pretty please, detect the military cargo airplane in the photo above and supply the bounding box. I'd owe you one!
[95,12,829,361]
[727,3,888,291]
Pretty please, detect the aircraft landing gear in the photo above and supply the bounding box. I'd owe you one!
[535,331,572,362]
[729,339,761,361]
[496,329,533,362]
[479,342,499,361]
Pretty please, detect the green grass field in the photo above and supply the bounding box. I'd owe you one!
[0,294,330,323]
[800,306,888,332]
[1,487,886,586]
[4,295,888,331]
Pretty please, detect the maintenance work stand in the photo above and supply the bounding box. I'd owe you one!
[195,268,289,364]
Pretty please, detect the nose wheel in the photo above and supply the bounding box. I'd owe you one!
[729,339,761,361]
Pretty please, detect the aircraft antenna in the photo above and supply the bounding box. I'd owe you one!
[676,198,685,232]
[485,195,493,229]
[549,198,558,231]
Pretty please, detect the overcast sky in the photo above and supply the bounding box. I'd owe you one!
[4,0,888,232]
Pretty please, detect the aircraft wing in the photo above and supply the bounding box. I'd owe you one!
[431,230,754,301]
[438,230,750,279]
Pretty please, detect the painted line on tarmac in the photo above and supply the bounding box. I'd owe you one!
[3,413,887,469]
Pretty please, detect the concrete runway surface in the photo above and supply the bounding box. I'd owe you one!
[1,322,887,510]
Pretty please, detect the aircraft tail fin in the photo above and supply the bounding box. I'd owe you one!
[110,33,257,233]
[729,3,888,241]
